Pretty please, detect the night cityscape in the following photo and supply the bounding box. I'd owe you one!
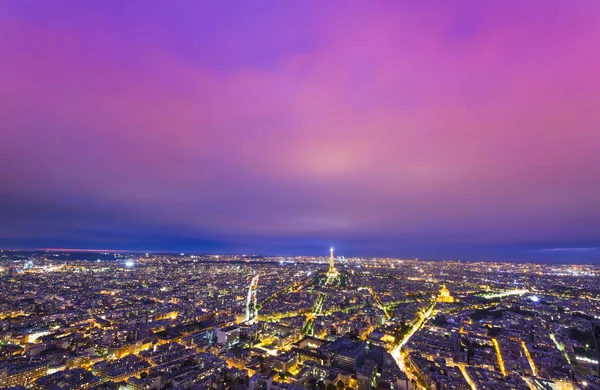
[1,250,599,389]
[2,1,600,390]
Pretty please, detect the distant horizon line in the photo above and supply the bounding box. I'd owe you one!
[0,247,598,266]
[6,247,413,258]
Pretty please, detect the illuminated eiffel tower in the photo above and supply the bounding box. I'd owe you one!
[325,247,338,284]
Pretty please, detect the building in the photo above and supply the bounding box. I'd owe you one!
[217,326,240,347]
[0,360,48,388]
[357,360,377,390]
[437,283,455,303]
[274,352,298,373]
[33,368,101,390]
[334,342,366,371]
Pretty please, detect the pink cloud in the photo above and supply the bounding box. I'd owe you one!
[1,1,600,252]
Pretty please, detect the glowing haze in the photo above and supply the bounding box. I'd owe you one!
[1,1,600,262]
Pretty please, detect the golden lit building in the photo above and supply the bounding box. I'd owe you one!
[437,283,455,303]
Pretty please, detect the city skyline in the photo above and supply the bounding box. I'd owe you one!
[1,251,598,389]
[2,1,600,262]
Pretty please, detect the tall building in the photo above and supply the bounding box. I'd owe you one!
[326,248,338,283]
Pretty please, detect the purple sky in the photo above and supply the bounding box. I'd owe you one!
[1,1,600,262]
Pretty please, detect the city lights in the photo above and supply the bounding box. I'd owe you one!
[1,1,598,388]
[529,295,540,303]
[1,250,599,389]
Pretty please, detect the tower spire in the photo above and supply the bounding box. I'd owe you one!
[329,247,335,271]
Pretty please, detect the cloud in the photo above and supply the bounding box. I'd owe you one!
[1,2,600,258]
[534,247,600,253]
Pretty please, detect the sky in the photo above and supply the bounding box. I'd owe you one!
[1,1,600,262]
